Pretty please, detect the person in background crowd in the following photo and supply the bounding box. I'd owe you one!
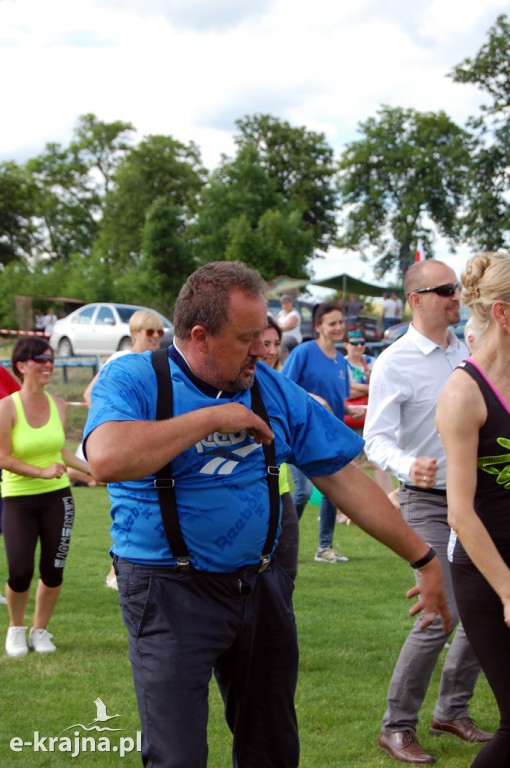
[0,366,21,605]
[344,293,364,317]
[42,308,58,337]
[463,316,480,353]
[0,337,91,657]
[282,302,365,563]
[364,260,492,765]
[259,315,299,580]
[437,251,510,768]
[34,313,45,333]
[84,309,165,590]
[338,330,395,524]
[84,260,449,768]
[393,291,404,321]
[276,295,302,358]
[382,292,398,331]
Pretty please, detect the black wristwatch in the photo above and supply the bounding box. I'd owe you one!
[410,546,437,569]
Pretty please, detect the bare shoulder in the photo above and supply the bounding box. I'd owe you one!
[0,394,17,427]
[438,367,486,430]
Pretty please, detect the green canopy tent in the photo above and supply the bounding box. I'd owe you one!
[311,273,397,297]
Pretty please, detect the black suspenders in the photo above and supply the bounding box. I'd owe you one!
[151,349,280,571]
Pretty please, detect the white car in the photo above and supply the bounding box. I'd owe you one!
[49,302,174,356]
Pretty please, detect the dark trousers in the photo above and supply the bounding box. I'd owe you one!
[115,558,299,768]
[275,492,299,581]
[452,560,510,767]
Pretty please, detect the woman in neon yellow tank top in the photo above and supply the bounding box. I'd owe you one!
[0,337,91,658]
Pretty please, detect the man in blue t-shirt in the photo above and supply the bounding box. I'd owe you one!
[85,261,449,768]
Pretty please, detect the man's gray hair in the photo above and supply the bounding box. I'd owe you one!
[174,261,267,339]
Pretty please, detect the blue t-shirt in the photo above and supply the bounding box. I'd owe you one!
[282,341,350,419]
[84,350,363,571]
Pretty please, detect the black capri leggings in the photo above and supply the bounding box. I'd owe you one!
[2,488,75,592]
[452,560,510,768]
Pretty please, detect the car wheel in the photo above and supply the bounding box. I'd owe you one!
[118,336,132,352]
[57,337,74,357]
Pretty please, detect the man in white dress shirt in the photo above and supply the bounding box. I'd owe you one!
[364,260,493,765]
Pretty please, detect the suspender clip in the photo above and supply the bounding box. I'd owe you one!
[258,554,273,572]
[153,478,175,488]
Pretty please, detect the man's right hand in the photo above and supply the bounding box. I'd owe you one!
[215,403,274,445]
[406,557,451,632]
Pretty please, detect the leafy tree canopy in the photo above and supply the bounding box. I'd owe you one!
[0,161,39,267]
[194,115,337,278]
[449,13,510,250]
[95,135,206,272]
[337,106,470,277]
[25,114,135,262]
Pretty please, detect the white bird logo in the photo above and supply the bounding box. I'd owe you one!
[89,697,121,724]
[63,696,123,732]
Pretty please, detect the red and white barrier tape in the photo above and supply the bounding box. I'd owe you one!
[0,329,49,337]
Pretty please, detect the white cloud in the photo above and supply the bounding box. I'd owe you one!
[0,0,507,279]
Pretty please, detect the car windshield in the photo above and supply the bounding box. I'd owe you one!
[116,306,139,323]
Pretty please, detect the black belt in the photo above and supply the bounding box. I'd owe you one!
[403,484,447,497]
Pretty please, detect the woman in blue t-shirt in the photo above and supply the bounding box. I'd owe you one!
[282,302,364,563]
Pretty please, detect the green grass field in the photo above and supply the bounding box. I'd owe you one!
[0,363,496,766]
[0,487,496,767]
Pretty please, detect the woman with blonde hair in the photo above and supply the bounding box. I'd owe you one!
[83,309,164,406]
[436,251,510,767]
[82,308,165,589]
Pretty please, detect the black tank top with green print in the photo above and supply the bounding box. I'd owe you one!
[452,358,510,565]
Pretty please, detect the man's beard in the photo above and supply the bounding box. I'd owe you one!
[231,371,256,392]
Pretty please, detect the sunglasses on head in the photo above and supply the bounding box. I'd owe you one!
[31,354,54,364]
[144,329,164,338]
[349,340,365,346]
[409,283,460,298]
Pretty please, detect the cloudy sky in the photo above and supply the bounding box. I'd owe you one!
[1,0,508,286]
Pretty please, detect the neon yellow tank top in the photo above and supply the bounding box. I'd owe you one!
[278,462,291,495]
[1,391,70,497]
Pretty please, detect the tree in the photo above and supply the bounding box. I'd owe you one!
[194,115,338,278]
[26,114,135,262]
[95,135,206,274]
[0,162,38,267]
[139,197,197,312]
[337,106,470,277]
[235,114,339,252]
[449,14,510,249]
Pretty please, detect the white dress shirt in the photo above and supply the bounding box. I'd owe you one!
[363,323,468,488]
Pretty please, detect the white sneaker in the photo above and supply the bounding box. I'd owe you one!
[29,628,56,653]
[314,547,350,563]
[0,594,8,605]
[5,626,28,658]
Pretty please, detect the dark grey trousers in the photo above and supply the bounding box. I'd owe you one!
[381,486,481,733]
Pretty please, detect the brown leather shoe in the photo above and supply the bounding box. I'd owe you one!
[378,731,436,764]
[430,716,493,743]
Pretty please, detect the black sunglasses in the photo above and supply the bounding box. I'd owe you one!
[409,283,460,298]
[349,340,366,346]
[31,354,54,364]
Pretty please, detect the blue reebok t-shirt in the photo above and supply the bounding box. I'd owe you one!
[282,341,350,419]
[84,350,363,571]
